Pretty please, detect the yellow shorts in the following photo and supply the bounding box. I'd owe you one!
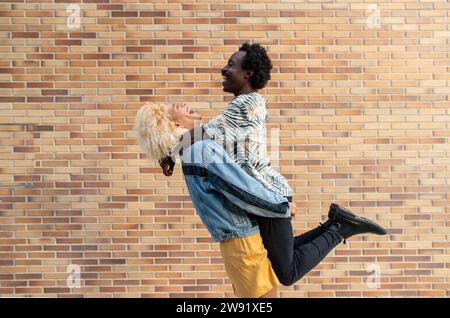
[219,233,278,298]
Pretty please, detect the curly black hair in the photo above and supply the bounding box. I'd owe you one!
[238,42,273,90]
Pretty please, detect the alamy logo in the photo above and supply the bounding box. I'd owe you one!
[67,4,81,30]
[66,264,81,288]
[366,264,381,289]
[366,4,381,29]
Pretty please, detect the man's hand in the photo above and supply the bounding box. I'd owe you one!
[289,202,297,218]
[158,156,175,176]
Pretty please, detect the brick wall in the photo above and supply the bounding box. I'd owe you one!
[0,0,449,297]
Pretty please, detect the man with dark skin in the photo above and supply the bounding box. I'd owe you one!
[159,42,387,291]
[221,50,256,97]
[160,48,291,297]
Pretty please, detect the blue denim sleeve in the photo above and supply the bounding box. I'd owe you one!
[182,140,291,219]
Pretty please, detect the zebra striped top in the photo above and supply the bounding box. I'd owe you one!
[203,92,293,197]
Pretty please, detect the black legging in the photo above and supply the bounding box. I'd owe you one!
[254,215,342,286]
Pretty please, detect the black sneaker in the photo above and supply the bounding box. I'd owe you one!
[328,203,388,244]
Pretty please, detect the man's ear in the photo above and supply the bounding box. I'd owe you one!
[244,70,253,80]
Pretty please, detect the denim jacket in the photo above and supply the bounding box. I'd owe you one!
[181,139,291,242]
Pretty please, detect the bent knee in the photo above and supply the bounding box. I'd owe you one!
[276,273,296,287]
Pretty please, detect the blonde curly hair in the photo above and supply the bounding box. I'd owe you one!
[133,102,188,161]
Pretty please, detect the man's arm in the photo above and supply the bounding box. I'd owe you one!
[159,99,237,177]
[159,126,210,176]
